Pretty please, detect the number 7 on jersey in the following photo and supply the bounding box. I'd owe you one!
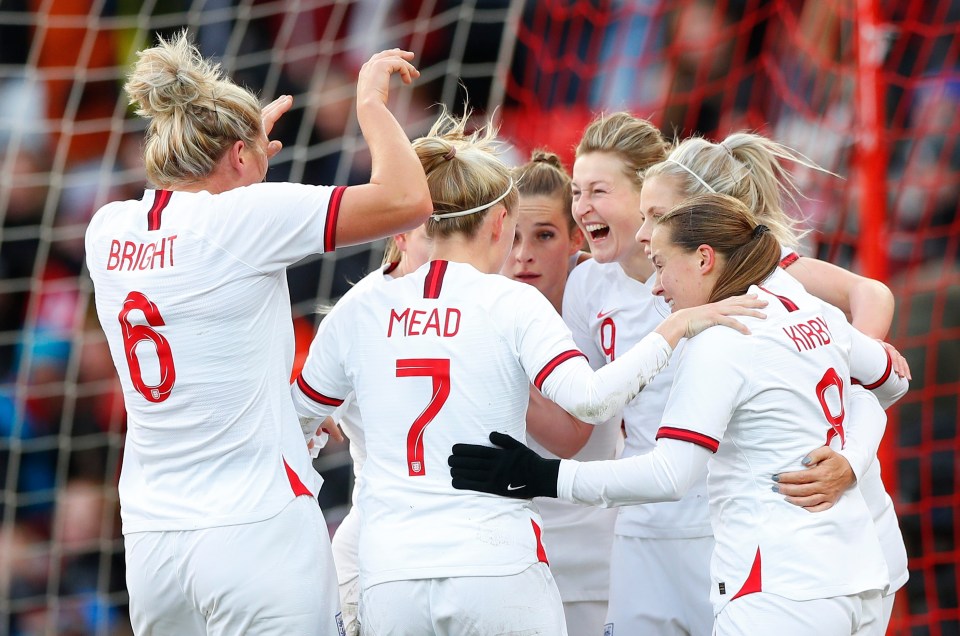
[397,358,450,476]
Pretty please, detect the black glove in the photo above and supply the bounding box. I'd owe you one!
[448,431,561,499]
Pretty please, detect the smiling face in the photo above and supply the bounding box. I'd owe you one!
[649,224,717,311]
[636,174,687,259]
[502,193,583,312]
[572,152,646,276]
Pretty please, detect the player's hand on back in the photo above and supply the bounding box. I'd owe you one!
[357,49,420,107]
[449,432,561,499]
[772,446,855,512]
[656,294,767,346]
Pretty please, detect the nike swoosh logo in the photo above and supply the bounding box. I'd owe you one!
[597,309,616,319]
[506,484,524,491]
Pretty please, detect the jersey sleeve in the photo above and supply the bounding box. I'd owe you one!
[837,386,887,481]
[213,182,344,272]
[556,437,713,507]
[655,330,750,452]
[842,315,909,409]
[514,285,675,425]
[291,306,352,420]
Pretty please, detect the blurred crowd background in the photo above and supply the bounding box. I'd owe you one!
[0,1,957,634]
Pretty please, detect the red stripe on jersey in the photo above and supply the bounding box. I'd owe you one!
[533,349,586,391]
[758,285,799,312]
[779,251,800,269]
[282,457,313,497]
[382,260,401,276]
[530,519,549,565]
[323,185,346,252]
[655,427,720,453]
[853,348,893,390]
[295,374,344,407]
[731,548,763,600]
[147,190,172,231]
[423,260,448,299]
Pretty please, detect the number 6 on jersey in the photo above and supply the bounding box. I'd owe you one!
[118,291,176,403]
[397,358,450,476]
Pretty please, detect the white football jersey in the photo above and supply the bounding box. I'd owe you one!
[657,268,900,610]
[85,184,343,533]
[526,253,619,604]
[291,260,674,587]
[780,247,908,595]
[563,259,712,538]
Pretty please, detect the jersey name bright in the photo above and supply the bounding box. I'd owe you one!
[782,316,833,352]
[107,236,177,271]
[387,307,461,337]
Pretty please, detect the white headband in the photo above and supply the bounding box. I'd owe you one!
[665,159,716,193]
[431,178,514,221]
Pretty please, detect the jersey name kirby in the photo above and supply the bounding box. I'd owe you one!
[782,315,833,352]
[387,307,461,338]
[107,235,177,271]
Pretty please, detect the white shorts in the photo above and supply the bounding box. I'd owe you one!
[125,495,343,636]
[715,590,882,636]
[563,600,607,636]
[331,508,361,636]
[360,562,567,636]
[605,534,714,636]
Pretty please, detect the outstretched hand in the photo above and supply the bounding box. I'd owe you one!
[449,432,560,499]
[261,95,293,159]
[357,49,420,107]
[879,340,912,380]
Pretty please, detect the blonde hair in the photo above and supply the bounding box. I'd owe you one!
[658,193,780,303]
[124,30,263,188]
[575,112,669,190]
[645,133,827,249]
[414,109,517,240]
[513,150,575,230]
[381,237,401,266]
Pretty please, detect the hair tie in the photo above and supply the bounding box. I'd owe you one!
[432,178,514,221]
[443,146,457,161]
[753,224,770,239]
[664,159,716,193]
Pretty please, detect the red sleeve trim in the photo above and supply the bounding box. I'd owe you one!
[853,348,893,390]
[656,426,720,453]
[295,374,344,407]
[533,349,586,391]
[147,189,172,231]
[423,260,448,299]
[323,185,346,252]
[779,252,800,269]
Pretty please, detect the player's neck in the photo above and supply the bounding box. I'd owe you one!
[430,237,501,274]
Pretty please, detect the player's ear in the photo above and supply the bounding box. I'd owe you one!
[490,204,508,242]
[228,140,246,174]
[698,244,717,273]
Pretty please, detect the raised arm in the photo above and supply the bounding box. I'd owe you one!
[784,256,894,339]
[336,49,433,247]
